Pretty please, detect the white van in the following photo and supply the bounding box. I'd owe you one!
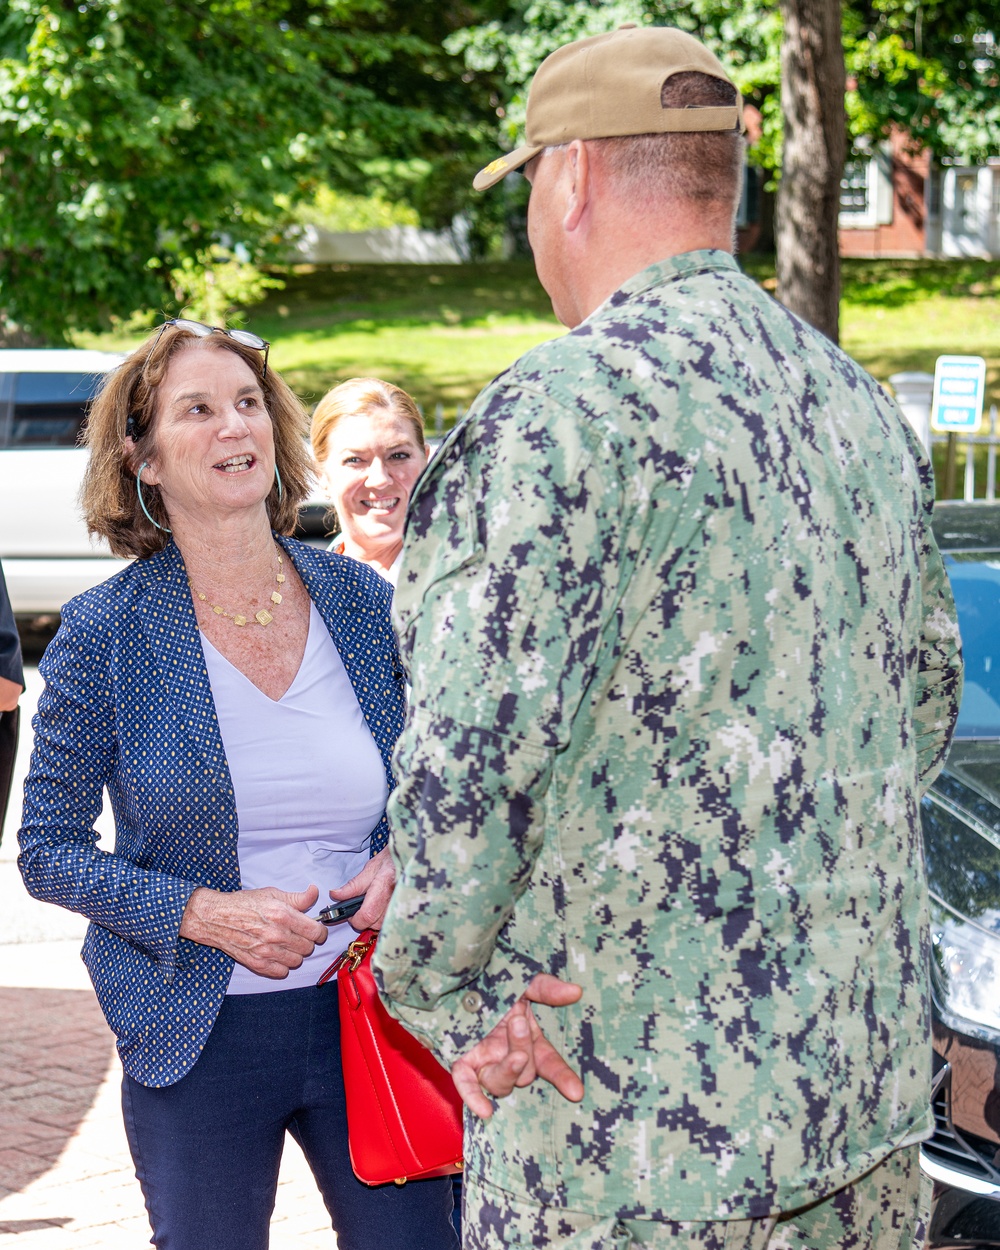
[0,349,127,619]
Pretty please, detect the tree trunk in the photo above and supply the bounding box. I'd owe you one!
[0,319,46,348]
[775,0,846,343]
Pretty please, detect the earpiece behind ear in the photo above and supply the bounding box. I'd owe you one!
[126,415,140,441]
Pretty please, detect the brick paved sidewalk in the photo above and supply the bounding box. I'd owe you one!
[0,940,336,1249]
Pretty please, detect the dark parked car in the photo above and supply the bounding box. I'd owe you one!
[919,501,1000,1247]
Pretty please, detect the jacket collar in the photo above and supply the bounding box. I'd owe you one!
[133,542,228,779]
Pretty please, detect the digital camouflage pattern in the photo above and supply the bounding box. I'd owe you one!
[374,249,963,1221]
[462,1142,930,1249]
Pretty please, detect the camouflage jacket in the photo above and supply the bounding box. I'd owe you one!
[374,250,963,1220]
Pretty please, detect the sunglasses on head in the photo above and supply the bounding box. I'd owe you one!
[127,319,271,440]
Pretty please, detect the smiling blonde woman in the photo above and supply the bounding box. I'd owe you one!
[311,378,430,586]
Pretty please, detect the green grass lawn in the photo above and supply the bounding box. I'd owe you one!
[249,262,569,414]
[839,259,1000,410]
[742,256,1000,405]
[77,261,565,417]
[77,256,1000,435]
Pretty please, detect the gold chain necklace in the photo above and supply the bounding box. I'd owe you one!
[189,549,286,628]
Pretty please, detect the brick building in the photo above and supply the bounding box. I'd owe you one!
[839,127,1000,259]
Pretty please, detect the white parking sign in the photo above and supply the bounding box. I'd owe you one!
[931,355,987,433]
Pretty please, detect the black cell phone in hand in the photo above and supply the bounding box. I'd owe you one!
[319,895,365,925]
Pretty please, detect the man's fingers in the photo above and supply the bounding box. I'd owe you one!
[520,979,584,1098]
[450,1008,535,1116]
[450,980,585,1114]
[504,1010,538,1089]
[476,1010,534,1097]
[477,1045,530,1097]
[538,1052,584,1102]
[523,972,583,1007]
[451,1057,497,1120]
[453,1042,531,1117]
[531,1032,584,1102]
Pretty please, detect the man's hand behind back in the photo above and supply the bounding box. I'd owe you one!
[451,973,584,1119]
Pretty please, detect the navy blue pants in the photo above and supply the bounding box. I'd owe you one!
[121,981,459,1250]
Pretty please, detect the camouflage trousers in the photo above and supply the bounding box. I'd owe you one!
[462,1144,929,1250]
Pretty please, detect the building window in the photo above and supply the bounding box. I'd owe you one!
[955,173,979,232]
[840,161,870,215]
[839,149,894,229]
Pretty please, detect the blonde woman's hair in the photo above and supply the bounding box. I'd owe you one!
[310,378,426,468]
[81,327,314,560]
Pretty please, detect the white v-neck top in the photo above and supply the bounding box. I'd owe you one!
[200,603,389,994]
[328,536,402,586]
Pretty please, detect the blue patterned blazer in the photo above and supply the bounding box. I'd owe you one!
[18,535,405,1088]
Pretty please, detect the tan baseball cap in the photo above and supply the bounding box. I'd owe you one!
[473,24,744,191]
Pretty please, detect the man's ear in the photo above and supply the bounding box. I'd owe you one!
[562,140,590,232]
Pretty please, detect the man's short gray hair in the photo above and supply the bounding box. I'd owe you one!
[589,72,744,208]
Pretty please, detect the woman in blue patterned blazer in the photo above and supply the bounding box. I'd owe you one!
[17,321,458,1250]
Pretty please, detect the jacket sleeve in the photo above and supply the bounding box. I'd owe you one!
[374,387,627,1062]
[913,522,963,791]
[17,602,202,975]
[893,417,962,791]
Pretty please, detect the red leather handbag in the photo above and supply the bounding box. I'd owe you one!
[319,929,464,1186]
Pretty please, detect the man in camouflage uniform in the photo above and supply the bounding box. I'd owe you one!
[372,25,963,1249]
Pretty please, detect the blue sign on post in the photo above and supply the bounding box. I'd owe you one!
[931,355,987,433]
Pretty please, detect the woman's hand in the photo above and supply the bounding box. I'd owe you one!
[328,847,396,931]
[180,883,327,978]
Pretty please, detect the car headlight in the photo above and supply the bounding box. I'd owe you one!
[931,898,1000,1035]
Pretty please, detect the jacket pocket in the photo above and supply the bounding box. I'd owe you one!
[82,922,154,1048]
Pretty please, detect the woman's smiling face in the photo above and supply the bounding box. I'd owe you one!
[140,342,275,529]
[320,407,428,562]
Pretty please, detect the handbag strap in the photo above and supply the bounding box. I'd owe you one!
[316,929,378,986]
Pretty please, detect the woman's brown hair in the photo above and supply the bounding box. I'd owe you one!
[81,326,314,559]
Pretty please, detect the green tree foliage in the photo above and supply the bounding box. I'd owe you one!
[846,1,999,164]
[447,0,999,179]
[0,0,497,342]
[447,0,996,337]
